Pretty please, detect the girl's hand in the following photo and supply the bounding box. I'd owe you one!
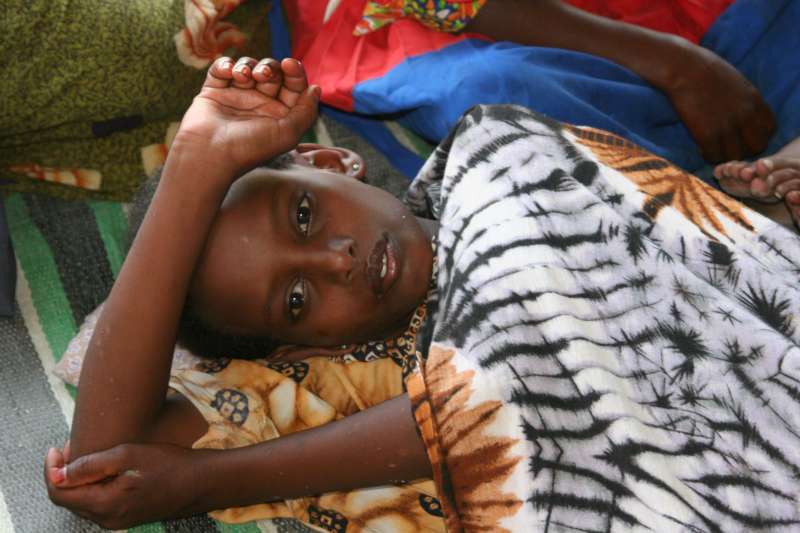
[177,56,320,177]
[44,443,209,529]
[664,44,775,163]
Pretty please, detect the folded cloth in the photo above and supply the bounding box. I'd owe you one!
[0,200,15,316]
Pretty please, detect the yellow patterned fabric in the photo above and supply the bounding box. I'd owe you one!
[168,301,447,531]
[354,0,487,36]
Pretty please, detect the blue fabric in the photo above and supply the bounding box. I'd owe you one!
[352,0,800,176]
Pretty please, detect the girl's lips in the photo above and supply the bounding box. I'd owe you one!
[367,233,400,297]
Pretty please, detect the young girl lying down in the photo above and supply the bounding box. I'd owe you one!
[46,57,800,532]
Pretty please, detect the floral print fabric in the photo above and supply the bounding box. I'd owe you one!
[354,0,487,35]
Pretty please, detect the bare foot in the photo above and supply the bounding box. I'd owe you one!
[714,137,800,230]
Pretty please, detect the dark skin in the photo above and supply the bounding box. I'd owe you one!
[467,0,776,163]
[190,157,433,347]
[44,56,436,529]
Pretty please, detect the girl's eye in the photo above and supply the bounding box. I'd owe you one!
[288,279,306,319]
[296,195,312,235]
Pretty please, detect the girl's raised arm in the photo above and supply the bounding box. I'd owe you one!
[69,56,319,459]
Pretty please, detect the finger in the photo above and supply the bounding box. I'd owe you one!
[47,480,115,516]
[232,57,258,89]
[45,447,66,487]
[204,57,235,89]
[285,85,321,138]
[742,103,776,155]
[278,58,309,108]
[721,131,746,164]
[62,446,128,488]
[255,58,284,98]
[775,174,800,198]
[63,440,71,463]
[699,134,725,164]
[742,102,777,154]
[254,58,282,96]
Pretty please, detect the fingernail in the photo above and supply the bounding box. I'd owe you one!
[309,85,321,99]
[50,466,65,484]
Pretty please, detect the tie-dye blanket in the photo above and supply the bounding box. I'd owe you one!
[404,105,800,532]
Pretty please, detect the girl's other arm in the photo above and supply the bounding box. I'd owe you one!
[47,394,431,529]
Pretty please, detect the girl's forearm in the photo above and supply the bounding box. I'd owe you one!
[193,394,431,511]
[70,141,233,459]
[467,0,690,91]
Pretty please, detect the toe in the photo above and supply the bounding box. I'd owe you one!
[774,174,800,199]
[750,177,774,200]
[753,158,775,178]
[763,156,800,172]
[785,190,800,231]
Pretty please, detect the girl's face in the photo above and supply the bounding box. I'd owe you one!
[189,163,434,347]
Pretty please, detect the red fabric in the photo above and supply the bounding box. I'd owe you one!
[564,0,734,44]
[284,0,478,110]
[282,0,735,110]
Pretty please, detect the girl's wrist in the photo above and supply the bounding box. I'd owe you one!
[163,134,242,192]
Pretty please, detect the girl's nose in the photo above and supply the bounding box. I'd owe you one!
[314,237,356,283]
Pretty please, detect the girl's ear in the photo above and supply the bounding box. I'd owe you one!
[269,343,355,362]
[293,143,366,181]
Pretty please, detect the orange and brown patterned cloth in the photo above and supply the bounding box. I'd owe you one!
[167,298,444,530]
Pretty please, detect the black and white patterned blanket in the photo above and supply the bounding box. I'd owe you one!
[405,105,800,532]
